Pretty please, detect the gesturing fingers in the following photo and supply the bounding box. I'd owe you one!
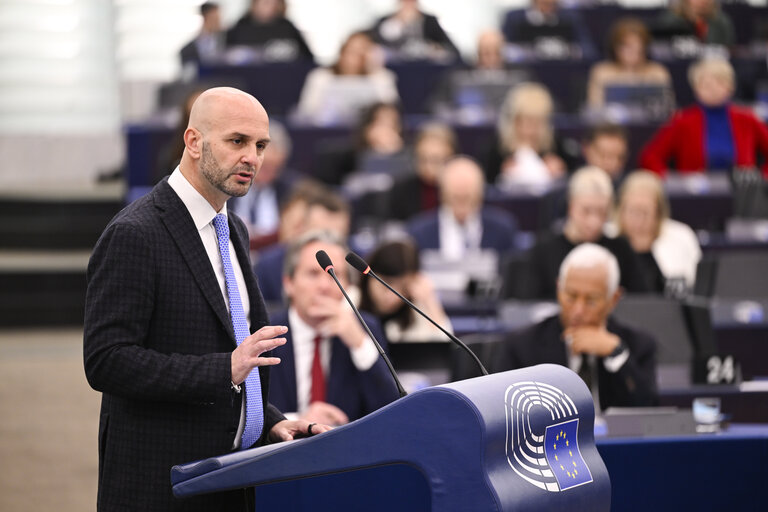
[232,325,288,384]
[250,325,288,343]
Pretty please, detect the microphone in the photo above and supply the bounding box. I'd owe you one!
[346,251,489,376]
[315,250,407,398]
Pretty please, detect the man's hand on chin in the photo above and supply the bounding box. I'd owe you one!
[268,419,333,442]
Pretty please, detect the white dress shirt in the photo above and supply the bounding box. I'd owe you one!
[168,167,251,449]
[287,306,379,416]
[168,168,251,322]
[438,207,483,260]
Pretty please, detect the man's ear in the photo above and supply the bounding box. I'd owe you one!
[609,286,624,311]
[282,274,293,301]
[184,128,203,159]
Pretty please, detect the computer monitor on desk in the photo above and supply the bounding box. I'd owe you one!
[611,295,717,389]
[603,84,673,120]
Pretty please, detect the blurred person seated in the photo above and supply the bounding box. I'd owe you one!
[295,31,399,126]
[501,0,597,60]
[268,231,400,425]
[407,156,518,259]
[582,124,629,183]
[226,0,314,62]
[315,102,407,186]
[429,30,533,124]
[492,243,658,411]
[386,122,458,221]
[525,166,650,299]
[358,239,452,343]
[255,181,351,302]
[179,2,225,67]
[368,0,460,62]
[153,88,204,184]
[639,57,768,177]
[483,82,570,186]
[586,18,673,116]
[608,171,701,294]
[652,0,734,47]
[229,120,300,247]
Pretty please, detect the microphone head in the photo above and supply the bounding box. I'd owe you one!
[345,252,370,275]
[315,250,334,273]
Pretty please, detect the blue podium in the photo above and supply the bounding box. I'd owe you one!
[172,365,610,511]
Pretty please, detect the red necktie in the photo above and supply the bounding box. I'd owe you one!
[695,19,708,41]
[310,335,326,403]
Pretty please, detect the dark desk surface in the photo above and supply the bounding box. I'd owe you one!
[596,423,768,511]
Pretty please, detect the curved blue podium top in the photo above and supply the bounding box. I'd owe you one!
[172,364,610,511]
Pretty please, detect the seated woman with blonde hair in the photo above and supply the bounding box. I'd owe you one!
[609,170,701,292]
[483,82,568,186]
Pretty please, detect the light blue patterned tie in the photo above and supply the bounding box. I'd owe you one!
[212,214,264,449]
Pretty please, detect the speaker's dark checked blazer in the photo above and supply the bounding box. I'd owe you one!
[84,177,284,511]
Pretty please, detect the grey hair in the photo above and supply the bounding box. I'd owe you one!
[282,229,347,278]
[688,56,735,91]
[268,119,292,155]
[568,165,614,202]
[558,243,621,297]
[497,82,554,154]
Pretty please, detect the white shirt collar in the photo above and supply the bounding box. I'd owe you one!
[440,207,482,238]
[288,306,318,344]
[167,166,228,230]
[437,207,483,259]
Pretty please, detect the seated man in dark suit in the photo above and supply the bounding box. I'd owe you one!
[255,180,351,303]
[179,2,225,66]
[524,166,649,299]
[493,243,658,411]
[407,155,518,258]
[268,231,400,425]
[501,0,596,59]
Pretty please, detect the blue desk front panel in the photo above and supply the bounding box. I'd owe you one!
[597,425,768,512]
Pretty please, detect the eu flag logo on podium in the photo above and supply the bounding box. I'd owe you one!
[544,419,593,491]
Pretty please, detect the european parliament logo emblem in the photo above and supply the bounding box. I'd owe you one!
[504,382,593,492]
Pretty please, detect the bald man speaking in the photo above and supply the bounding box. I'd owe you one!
[84,88,329,511]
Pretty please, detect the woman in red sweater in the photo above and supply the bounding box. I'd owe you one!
[639,57,768,177]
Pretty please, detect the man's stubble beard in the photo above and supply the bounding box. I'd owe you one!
[200,142,255,198]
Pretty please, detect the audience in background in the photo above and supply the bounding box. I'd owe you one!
[268,231,400,425]
[368,0,460,62]
[407,156,518,259]
[501,0,597,59]
[315,102,407,186]
[652,0,734,47]
[476,29,506,71]
[229,121,299,247]
[524,166,649,299]
[226,0,314,61]
[610,171,702,292]
[483,83,568,186]
[586,18,673,111]
[180,2,225,66]
[582,124,629,183]
[154,88,204,184]
[492,243,658,411]
[430,30,532,122]
[387,122,458,221]
[358,239,452,343]
[640,57,768,176]
[295,31,399,126]
[255,181,351,302]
